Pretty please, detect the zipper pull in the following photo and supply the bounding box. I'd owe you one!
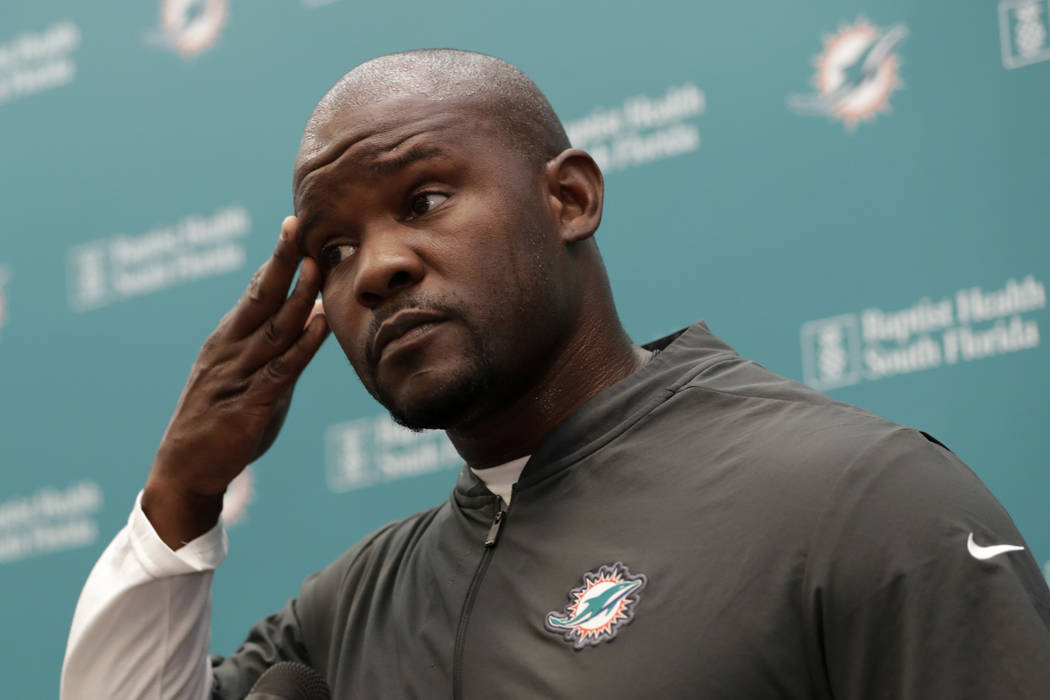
[484,501,506,547]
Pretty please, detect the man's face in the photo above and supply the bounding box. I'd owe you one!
[294,95,573,430]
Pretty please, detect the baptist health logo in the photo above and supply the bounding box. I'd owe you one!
[325,413,460,493]
[68,204,250,312]
[801,314,863,390]
[802,275,1045,390]
[788,18,907,130]
[0,482,102,565]
[564,83,704,174]
[0,21,80,106]
[144,0,228,59]
[1000,0,1050,68]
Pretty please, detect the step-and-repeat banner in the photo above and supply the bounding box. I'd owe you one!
[2,1,1047,694]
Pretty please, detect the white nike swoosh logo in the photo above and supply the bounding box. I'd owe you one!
[967,532,1024,560]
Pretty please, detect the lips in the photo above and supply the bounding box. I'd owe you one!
[373,309,447,360]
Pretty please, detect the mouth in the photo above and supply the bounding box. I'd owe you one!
[373,309,448,361]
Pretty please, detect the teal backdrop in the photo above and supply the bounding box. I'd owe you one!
[1,1,1048,696]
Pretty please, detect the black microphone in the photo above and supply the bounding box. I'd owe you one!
[245,661,331,700]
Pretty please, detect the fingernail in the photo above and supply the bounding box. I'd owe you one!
[280,216,297,242]
[304,299,325,329]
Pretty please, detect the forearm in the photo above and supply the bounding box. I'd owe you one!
[61,492,226,700]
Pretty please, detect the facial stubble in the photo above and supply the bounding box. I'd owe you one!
[370,319,501,432]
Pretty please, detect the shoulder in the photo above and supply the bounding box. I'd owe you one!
[293,502,447,638]
[796,425,1050,639]
[309,501,444,590]
[805,425,1022,573]
[799,428,1050,692]
[661,348,921,487]
[655,350,1023,555]
[667,353,1049,625]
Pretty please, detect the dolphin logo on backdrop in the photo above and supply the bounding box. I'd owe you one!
[144,0,228,59]
[788,18,908,130]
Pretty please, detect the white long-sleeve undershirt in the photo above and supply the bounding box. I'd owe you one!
[60,492,226,700]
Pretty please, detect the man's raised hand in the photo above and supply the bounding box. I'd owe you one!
[142,217,329,549]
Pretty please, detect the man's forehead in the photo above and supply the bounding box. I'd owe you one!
[294,94,489,190]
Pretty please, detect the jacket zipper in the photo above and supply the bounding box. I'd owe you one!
[452,496,506,699]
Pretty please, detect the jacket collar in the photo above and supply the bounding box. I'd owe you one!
[452,321,740,506]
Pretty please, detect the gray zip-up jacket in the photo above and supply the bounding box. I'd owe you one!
[211,322,1050,699]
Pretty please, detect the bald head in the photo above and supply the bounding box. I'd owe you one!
[286,50,630,439]
[295,49,570,186]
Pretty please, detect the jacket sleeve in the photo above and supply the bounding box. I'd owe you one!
[208,595,313,699]
[61,492,226,700]
[209,523,400,697]
[806,429,1050,699]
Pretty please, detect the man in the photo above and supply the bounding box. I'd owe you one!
[62,50,1050,699]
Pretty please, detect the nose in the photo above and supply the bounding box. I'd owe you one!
[352,227,424,308]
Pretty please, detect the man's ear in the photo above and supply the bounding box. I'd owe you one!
[544,148,604,245]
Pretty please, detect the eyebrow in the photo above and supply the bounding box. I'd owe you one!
[369,143,448,177]
[297,211,323,257]
[297,143,450,256]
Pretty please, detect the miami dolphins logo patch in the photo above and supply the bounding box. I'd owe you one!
[545,562,647,649]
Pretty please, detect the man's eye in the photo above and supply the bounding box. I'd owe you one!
[319,243,357,270]
[408,192,449,217]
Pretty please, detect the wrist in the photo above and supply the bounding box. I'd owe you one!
[142,473,225,550]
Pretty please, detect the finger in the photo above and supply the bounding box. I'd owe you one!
[239,256,323,373]
[253,313,330,402]
[227,217,302,338]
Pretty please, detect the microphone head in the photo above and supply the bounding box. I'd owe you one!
[247,661,331,700]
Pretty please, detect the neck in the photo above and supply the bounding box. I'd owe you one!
[447,315,650,469]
